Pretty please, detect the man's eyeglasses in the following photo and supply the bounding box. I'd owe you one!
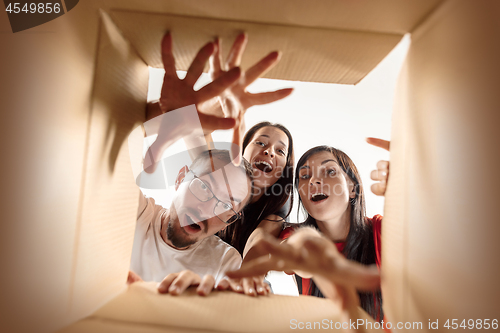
[188,175,242,225]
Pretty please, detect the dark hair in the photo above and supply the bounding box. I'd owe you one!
[218,122,294,254]
[294,145,382,321]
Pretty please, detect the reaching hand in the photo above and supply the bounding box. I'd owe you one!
[210,33,293,115]
[366,137,390,196]
[157,270,216,296]
[227,229,380,292]
[217,276,271,296]
[159,32,241,114]
[143,32,243,173]
[209,33,293,164]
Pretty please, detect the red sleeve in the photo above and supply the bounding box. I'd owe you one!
[279,226,295,241]
[370,214,383,267]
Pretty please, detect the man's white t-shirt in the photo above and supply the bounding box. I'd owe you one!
[130,195,242,285]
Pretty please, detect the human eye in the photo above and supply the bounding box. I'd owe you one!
[254,141,265,147]
[326,168,337,177]
[197,179,212,194]
[277,148,286,156]
[299,172,310,180]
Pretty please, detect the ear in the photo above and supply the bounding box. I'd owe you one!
[348,181,357,199]
[175,166,189,191]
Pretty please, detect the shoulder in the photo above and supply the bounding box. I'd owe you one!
[204,236,242,267]
[202,235,240,255]
[367,214,383,232]
[136,194,167,227]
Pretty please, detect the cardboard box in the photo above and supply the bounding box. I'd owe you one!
[2,0,499,332]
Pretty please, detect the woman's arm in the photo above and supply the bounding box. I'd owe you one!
[227,229,380,317]
[243,214,283,259]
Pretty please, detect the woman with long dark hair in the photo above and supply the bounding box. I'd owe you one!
[289,146,382,319]
[217,121,294,266]
[201,34,297,296]
[228,142,390,321]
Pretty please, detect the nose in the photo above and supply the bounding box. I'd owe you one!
[263,147,275,157]
[309,175,322,185]
[197,200,215,220]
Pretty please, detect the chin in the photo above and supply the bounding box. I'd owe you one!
[166,220,197,248]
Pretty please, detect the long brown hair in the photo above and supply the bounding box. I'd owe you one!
[218,122,294,254]
[294,145,382,320]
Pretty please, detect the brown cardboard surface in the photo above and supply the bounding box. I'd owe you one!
[5,0,487,332]
[68,10,148,319]
[109,10,402,84]
[383,0,500,326]
[60,282,381,333]
[0,1,102,332]
[102,0,442,35]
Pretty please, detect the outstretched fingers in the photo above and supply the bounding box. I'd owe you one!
[209,38,223,79]
[161,32,177,76]
[227,239,296,278]
[184,42,215,86]
[366,137,390,151]
[196,274,216,296]
[244,51,281,86]
[226,33,248,69]
[196,67,241,103]
[158,270,201,295]
[246,88,294,107]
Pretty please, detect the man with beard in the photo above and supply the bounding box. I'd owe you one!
[129,149,253,296]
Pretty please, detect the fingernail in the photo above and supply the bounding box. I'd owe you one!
[248,288,255,295]
[235,285,242,292]
[168,285,178,294]
[157,283,166,293]
[198,286,209,296]
[257,287,264,294]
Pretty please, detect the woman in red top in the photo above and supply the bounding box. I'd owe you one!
[229,142,390,322]
[293,145,383,319]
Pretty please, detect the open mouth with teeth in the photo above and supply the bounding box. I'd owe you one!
[310,193,329,202]
[254,161,273,173]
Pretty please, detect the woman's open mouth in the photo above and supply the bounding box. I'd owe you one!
[254,160,273,173]
[310,193,329,203]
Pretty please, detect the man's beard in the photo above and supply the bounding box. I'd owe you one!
[166,218,198,249]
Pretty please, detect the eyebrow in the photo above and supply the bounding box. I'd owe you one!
[299,159,338,170]
[321,159,338,165]
[257,135,288,148]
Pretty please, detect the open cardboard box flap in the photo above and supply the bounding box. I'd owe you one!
[68,1,443,327]
[9,1,500,333]
[103,0,442,84]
